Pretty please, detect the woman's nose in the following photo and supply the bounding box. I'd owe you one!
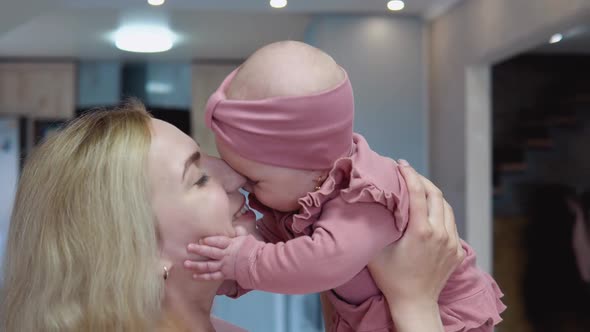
[200,155,246,193]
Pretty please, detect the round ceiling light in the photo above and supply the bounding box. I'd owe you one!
[114,25,177,53]
[387,0,405,11]
[549,33,563,44]
[148,0,165,6]
[270,0,287,9]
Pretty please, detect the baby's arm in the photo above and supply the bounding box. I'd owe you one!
[187,199,403,294]
[215,198,278,298]
[436,240,506,331]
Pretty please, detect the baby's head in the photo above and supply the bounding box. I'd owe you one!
[226,40,344,101]
[207,41,354,212]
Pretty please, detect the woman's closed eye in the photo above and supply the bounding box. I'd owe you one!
[195,174,210,187]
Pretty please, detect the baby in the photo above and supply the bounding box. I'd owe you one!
[186,41,505,331]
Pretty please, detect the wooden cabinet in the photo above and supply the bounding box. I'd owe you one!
[0,62,76,119]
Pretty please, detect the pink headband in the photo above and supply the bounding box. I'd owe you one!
[205,67,354,170]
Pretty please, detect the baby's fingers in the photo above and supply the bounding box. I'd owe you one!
[184,260,223,274]
[187,243,226,260]
[192,272,225,281]
[202,236,232,249]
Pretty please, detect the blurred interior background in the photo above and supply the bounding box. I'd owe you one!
[1,0,590,330]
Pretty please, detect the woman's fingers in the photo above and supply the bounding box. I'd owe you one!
[443,201,455,241]
[441,200,465,264]
[415,173,452,249]
[443,201,460,252]
[398,163,430,237]
[416,174,445,228]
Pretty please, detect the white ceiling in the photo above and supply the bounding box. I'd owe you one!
[0,0,463,60]
[58,0,458,15]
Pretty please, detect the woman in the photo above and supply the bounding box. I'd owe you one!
[0,101,463,331]
[573,190,590,284]
[523,184,590,331]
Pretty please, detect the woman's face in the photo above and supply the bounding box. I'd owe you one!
[148,119,248,263]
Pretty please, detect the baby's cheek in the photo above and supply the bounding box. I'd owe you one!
[257,191,295,212]
[253,188,276,206]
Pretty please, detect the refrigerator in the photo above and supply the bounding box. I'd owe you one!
[0,117,19,278]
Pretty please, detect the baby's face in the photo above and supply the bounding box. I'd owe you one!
[216,137,318,212]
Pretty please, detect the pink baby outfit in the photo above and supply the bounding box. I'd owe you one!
[234,135,505,331]
[206,67,506,331]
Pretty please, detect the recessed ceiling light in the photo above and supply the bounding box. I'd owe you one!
[549,33,563,44]
[114,25,177,53]
[270,0,287,9]
[387,0,405,11]
[148,0,165,6]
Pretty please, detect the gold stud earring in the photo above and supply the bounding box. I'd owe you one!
[163,266,169,280]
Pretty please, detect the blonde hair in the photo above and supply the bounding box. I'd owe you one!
[0,101,163,331]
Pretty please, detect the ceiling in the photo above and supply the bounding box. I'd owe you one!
[58,0,458,15]
[0,0,463,60]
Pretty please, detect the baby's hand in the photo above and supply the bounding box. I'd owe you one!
[233,217,263,240]
[184,235,248,281]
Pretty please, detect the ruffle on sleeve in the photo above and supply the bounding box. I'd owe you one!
[291,135,409,235]
[439,242,507,332]
[324,290,393,332]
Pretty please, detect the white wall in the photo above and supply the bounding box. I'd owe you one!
[429,0,590,271]
[305,15,429,175]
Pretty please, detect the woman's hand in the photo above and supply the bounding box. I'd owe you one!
[368,161,465,332]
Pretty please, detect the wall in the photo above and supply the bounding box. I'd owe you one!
[78,61,192,109]
[78,61,120,108]
[305,15,429,175]
[429,0,590,271]
[191,63,237,157]
[145,63,192,109]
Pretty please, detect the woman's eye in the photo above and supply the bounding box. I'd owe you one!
[195,174,209,187]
